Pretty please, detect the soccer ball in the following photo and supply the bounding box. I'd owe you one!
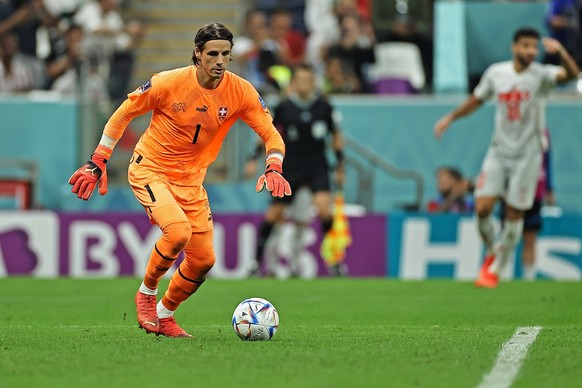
[232,297,279,341]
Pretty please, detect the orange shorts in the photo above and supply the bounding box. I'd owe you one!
[127,153,213,232]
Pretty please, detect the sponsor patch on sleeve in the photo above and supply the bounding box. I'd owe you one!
[258,95,267,110]
[138,79,152,94]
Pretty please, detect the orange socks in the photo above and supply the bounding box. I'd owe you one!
[142,215,215,313]
[143,220,191,290]
[143,245,177,290]
[161,246,216,311]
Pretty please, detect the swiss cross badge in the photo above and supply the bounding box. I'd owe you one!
[218,106,228,120]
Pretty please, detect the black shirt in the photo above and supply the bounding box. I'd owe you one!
[273,93,338,168]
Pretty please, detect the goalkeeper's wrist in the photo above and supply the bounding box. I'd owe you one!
[94,144,112,160]
[265,152,283,165]
[265,151,283,163]
[91,144,112,169]
[265,153,283,174]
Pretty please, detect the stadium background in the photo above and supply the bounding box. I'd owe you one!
[1,0,582,280]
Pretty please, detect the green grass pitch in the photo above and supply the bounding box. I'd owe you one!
[1,278,581,387]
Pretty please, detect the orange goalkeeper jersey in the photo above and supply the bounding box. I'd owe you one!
[104,67,285,186]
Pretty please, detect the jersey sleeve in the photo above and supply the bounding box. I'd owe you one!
[540,64,562,95]
[240,83,285,155]
[103,75,162,140]
[473,66,495,101]
[127,75,163,113]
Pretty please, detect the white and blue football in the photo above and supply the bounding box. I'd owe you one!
[232,297,279,341]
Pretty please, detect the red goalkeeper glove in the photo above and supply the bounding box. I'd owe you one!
[68,144,112,200]
[255,156,292,198]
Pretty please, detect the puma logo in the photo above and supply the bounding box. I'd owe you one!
[143,320,157,327]
[84,167,98,176]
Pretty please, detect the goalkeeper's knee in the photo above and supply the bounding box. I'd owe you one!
[183,246,216,278]
[159,221,192,257]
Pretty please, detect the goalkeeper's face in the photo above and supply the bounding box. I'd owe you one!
[194,40,233,81]
[291,68,316,99]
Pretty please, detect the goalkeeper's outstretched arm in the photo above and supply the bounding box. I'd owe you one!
[69,98,143,200]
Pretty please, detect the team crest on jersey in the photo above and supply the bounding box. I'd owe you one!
[172,102,186,112]
[138,79,152,94]
[218,106,228,120]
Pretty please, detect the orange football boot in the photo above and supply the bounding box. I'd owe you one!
[135,291,159,334]
[475,255,499,288]
[479,254,495,275]
[475,269,499,288]
[158,316,193,338]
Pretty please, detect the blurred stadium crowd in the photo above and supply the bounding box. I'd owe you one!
[0,0,436,99]
[0,0,144,109]
[3,0,582,101]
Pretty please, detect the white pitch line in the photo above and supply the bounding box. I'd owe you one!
[477,326,542,388]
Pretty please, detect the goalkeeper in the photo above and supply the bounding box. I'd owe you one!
[69,23,291,338]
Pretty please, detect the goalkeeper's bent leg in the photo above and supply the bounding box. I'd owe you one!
[143,206,192,290]
[160,231,215,312]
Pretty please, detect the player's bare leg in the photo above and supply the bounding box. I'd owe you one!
[264,224,281,277]
[490,204,524,274]
[522,230,537,280]
[476,196,497,257]
[157,231,215,338]
[313,191,332,223]
[289,222,307,277]
[475,196,498,287]
[288,187,313,277]
[252,202,286,277]
[136,206,191,334]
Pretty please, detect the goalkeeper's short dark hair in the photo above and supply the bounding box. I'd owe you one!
[191,23,234,65]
